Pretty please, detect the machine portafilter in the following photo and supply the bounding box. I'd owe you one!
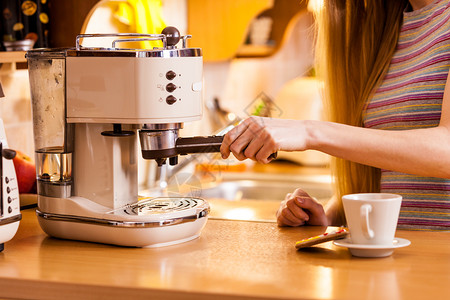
[139,122,277,167]
[139,123,224,167]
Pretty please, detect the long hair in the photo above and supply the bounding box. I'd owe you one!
[314,0,409,223]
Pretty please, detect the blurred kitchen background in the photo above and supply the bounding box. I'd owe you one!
[0,0,328,175]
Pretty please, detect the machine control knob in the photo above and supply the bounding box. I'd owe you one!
[166,83,177,92]
[7,197,12,204]
[2,148,16,160]
[166,70,177,80]
[166,95,177,105]
[162,26,181,47]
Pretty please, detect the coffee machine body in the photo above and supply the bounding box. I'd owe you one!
[27,30,212,247]
[65,49,203,210]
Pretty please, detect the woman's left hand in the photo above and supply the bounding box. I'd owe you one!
[276,188,328,227]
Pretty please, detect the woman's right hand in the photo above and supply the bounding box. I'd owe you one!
[276,188,328,227]
[220,116,309,164]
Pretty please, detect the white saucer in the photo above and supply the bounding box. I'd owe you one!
[333,237,411,258]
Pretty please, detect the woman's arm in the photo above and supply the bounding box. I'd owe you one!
[221,73,450,179]
[305,120,450,179]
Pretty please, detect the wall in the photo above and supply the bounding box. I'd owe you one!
[183,11,315,137]
[219,12,315,117]
[0,3,316,166]
[0,66,34,158]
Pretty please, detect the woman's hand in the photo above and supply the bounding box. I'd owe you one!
[220,116,309,164]
[276,188,328,227]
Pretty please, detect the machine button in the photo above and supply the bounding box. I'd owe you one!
[8,207,12,214]
[166,70,177,80]
[166,95,177,105]
[5,177,8,184]
[6,187,10,194]
[192,82,202,92]
[166,83,177,93]
[7,197,12,204]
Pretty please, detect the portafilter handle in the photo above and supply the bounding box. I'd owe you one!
[175,135,223,155]
[176,135,278,160]
[141,134,277,166]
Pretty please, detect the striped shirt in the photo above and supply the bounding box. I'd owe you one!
[363,0,450,231]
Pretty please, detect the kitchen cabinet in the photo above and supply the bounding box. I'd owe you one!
[47,0,101,47]
[236,0,309,58]
[0,51,26,64]
[187,0,273,61]
[187,0,308,61]
[0,51,27,72]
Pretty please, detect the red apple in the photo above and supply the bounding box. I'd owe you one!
[12,150,36,194]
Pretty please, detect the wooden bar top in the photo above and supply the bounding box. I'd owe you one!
[0,208,449,300]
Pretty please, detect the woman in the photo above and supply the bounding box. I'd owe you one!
[220,0,450,231]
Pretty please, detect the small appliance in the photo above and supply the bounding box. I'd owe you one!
[0,82,21,251]
[27,27,223,247]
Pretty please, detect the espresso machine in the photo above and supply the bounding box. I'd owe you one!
[27,27,223,247]
[0,82,21,251]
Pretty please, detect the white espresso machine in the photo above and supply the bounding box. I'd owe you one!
[27,27,223,247]
[0,82,21,251]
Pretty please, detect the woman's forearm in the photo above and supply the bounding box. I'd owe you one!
[305,120,450,179]
[221,116,450,178]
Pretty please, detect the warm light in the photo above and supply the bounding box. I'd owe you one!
[223,208,255,220]
[307,0,324,13]
[227,113,237,122]
[312,266,333,299]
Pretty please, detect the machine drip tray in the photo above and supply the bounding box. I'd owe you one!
[36,197,210,247]
[37,197,209,228]
[124,197,206,216]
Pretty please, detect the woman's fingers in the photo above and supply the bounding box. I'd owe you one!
[220,116,279,163]
[290,188,310,199]
[297,198,328,226]
[277,212,305,227]
[221,116,308,163]
[255,141,278,164]
[276,196,309,227]
[276,200,306,226]
[286,197,310,221]
[277,188,328,227]
[220,121,250,159]
[229,125,264,160]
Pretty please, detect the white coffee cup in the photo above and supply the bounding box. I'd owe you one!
[342,193,402,246]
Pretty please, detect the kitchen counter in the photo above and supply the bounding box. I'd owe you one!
[0,208,449,300]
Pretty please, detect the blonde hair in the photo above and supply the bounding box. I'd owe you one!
[315,0,408,222]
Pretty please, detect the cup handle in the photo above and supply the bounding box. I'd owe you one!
[360,204,375,239]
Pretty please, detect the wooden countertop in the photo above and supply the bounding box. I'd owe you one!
[0,208,449,300]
